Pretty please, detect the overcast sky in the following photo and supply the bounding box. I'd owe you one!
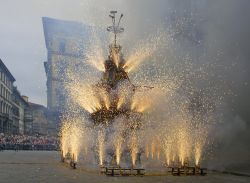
[0,1,46,105]
[0,0,133,106]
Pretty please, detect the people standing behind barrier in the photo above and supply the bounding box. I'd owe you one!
[0,134,59,151]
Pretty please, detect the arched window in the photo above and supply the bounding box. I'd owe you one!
[3,103,6,113]
[0,101,2,113]
[59,41,66,53]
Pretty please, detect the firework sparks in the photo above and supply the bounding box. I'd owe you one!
[128,132,139,167]
[97,130,105,166]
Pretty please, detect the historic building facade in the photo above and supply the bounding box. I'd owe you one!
[0,59,50,135]
[29,102,48,135]
[42,17,91,112]
[0,59,15,134]
[12,87,29,134]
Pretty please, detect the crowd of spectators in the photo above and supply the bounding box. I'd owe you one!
[0,133,59,151]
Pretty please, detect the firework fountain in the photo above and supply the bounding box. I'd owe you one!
[59,11,221,176]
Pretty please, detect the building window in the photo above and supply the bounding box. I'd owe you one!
[59,41,66,53]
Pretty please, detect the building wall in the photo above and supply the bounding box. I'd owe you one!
[43,17,91,112]
[32,110,47,135]
[29,103,48,135]
[0,59,50,135]
[19,105,25,134]
[12,87,29,135]
[24,108,33,135]
[12,104,20,134]
[0,60,15,134]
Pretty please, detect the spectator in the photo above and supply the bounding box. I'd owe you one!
[0,134,59,151]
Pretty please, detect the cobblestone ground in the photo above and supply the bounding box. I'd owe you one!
[0,151,249,183]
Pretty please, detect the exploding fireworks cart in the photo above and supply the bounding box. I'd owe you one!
[91,10,150,176]
[59,10,211,177]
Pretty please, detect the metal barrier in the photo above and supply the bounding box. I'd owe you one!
[167,166,207,176]
[101,166,145,176]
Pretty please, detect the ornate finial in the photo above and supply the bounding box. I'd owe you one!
[107,11,124,46]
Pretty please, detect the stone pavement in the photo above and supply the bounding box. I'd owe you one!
[0,151,250,183]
